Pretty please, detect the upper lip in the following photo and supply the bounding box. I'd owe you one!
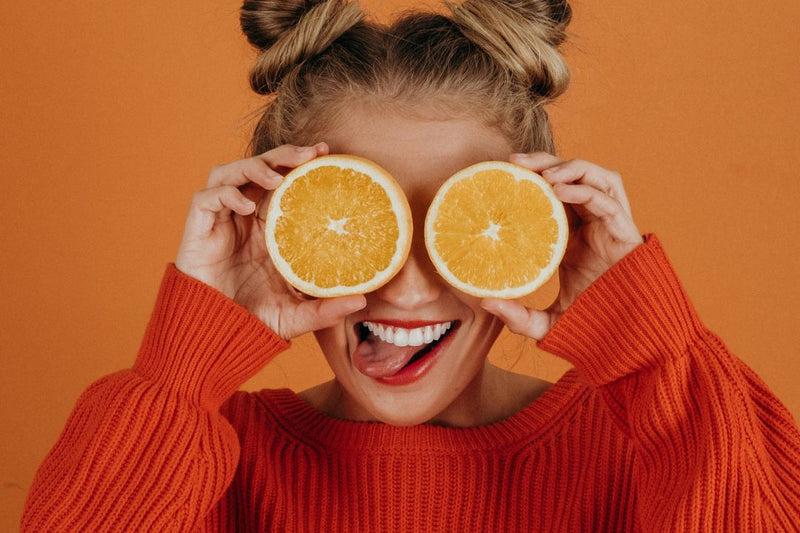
[359,319,453,328]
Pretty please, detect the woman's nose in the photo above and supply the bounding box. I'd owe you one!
[372,247,443,310]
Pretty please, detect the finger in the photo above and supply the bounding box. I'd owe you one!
[553,183,641,243]
[185,186,256,237]
[541,159,632,215]
[205,142,329,190]
[290,294,367,336]
[481,298,553,341]
[206,156,283,190]
[509,151,563,173]
[257,142,329,174]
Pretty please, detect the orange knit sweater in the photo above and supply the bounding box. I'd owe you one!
[22,236,800,531]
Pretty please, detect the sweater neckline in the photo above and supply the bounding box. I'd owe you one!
[257,369,587,452]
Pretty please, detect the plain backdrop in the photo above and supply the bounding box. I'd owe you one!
[2,0,799,529]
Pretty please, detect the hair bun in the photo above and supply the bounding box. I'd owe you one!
[241,0,364,94]
[447,0,571,100]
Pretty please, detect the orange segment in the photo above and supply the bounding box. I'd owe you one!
[265,155,412,298]
[425,161,568,299]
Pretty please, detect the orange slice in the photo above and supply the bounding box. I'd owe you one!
[424,161,568,299]
[265,154,412,298]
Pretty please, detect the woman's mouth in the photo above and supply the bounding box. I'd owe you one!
[351,320,459,385]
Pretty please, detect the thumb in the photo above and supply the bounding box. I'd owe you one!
[481,298,553,341]
[289,295,367,337]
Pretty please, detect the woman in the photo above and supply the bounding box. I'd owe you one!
[22,0,800,530]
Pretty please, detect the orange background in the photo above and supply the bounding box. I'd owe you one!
[2,0,799,528]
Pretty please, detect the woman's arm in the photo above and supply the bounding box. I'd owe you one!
[541,236,800,530]
[21,265,287,531]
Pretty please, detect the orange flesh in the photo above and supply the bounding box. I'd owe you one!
[273,166,400,288]
[431,169,559,290]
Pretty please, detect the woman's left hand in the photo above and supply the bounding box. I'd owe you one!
[481,152,644,340]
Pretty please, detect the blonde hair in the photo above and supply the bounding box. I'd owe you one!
[240,0,572,155]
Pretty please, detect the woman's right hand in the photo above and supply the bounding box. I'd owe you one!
[175,143,366,339]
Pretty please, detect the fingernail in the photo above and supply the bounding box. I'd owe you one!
[346,295,367,311]
[480,299,500,312]
[263,170,282,186]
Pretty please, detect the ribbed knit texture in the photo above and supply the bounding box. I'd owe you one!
[22,237,800,531]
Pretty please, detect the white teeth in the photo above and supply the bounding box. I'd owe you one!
[362,321,452,348]
[394,329,409,347]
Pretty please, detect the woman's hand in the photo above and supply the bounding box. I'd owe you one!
[481,152,644,340]
[175,143,366,339]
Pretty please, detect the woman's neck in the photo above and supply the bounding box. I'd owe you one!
[299,363,553,428]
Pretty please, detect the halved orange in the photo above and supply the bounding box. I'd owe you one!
[265,154,412,298]
[424,161,568,299]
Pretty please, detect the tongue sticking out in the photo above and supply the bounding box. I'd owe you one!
[352,338,421,379]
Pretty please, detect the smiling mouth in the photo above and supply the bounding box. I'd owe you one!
[352,320,458,383]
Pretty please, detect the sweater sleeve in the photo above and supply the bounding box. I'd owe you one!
[538,235,800,530]
[21,264,288,532]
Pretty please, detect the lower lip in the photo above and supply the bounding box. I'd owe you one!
[374,324,459,386]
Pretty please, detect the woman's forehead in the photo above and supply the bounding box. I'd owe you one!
[319,102,513,188]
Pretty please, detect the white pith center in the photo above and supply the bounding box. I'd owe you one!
[327,217,349,235]
[362,321,453,347]
[481,222,501,241]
